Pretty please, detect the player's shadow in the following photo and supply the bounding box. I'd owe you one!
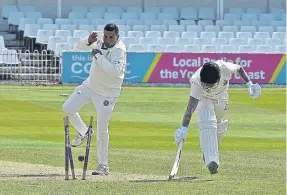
[130,176,213,183]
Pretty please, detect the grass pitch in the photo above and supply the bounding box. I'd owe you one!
[0,86,285,195]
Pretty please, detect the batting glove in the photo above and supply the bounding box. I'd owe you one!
[246,81,262,99]
[174,126,188,146]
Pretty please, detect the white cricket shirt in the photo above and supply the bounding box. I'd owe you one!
[75,38,127,97]
[189,60,241,100]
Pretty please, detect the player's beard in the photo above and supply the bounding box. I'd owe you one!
[103,39,118,48]
[201,81,219,93]
[103,42,114,48]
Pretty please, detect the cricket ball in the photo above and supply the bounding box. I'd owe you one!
[78,155,85,162]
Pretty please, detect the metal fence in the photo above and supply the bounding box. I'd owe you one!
[0,49,61,85]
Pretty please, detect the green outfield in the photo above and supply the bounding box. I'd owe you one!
[0,86,285,195]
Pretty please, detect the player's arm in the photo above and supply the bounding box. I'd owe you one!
[220,60,251,84]
[182,96,199,127]
[236,66,251,83]
[221,60,262,99]
[174,83,200,146]
[237,67,261,99]
[74,32,97,51]
[93,47,126,78]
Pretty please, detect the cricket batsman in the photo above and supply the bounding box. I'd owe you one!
[174,61,262,174]
[62,23,126,175]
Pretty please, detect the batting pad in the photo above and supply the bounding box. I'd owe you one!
[197,103,219,166]
[200,127,219,166]
[217,120,228,145]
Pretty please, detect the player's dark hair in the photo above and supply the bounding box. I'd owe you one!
[104,23,119,37]
[200,62,221,84]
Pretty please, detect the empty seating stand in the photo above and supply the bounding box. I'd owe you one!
[1,4,286,54]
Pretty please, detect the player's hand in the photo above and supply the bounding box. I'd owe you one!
[92,49,102,57]
[88,32,97,44]
[248,83,261,99]
[174,126,188,146]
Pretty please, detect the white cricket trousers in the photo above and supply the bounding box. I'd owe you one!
[62,84,117,166]
[195,98,228,167]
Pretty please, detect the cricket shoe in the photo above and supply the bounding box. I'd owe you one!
[71,129,94,147]
[207,161,218,174]
[92,165,109,176]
